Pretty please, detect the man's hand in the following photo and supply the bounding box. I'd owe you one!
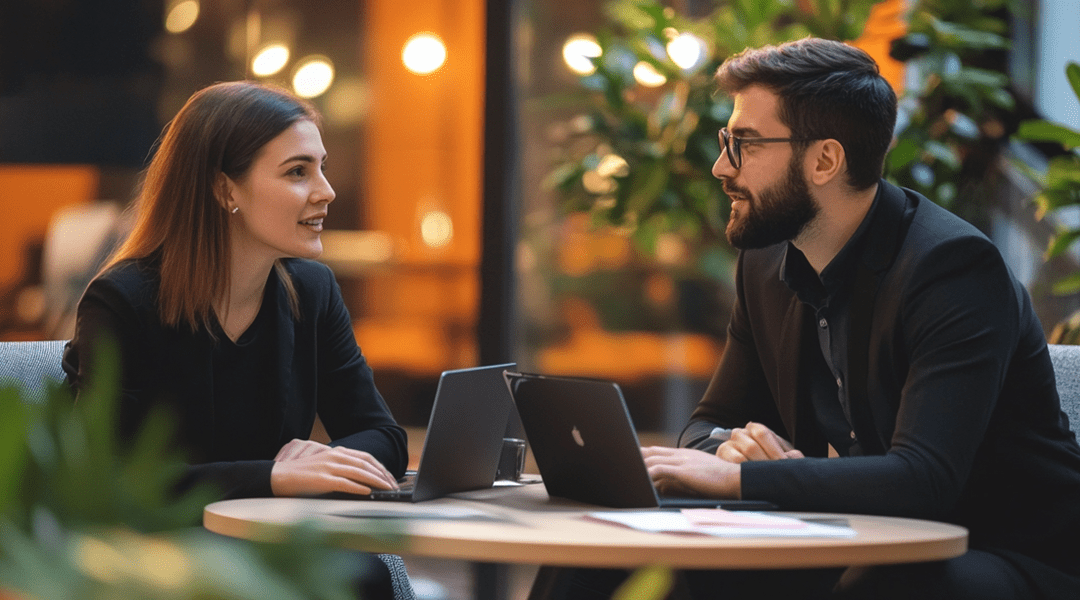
[270,443,399,497]
[642,446,741,499]
[717,422,804,463]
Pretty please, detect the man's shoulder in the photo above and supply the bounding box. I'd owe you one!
[907,190,989,246]
[895,190,1001,274]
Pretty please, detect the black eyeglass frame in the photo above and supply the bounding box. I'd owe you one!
[720,128,821,169]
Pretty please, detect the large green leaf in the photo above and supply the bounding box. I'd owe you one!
[1046,156,1080,191]
[614,565,674,600]
[1067,61,1080,103]
[1046,228,1080,260]
[1017,120,1080,150]
[1052,271,1080,296]
[930,18,1010,50]
[0,389,29,513]
[887,138,923,171]
[1034,189,1080,218]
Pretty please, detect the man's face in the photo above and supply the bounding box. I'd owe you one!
[712,86,819,250]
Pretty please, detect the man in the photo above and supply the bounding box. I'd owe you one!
[633,38,1080,599]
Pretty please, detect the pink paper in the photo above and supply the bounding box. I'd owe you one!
[681,508,807,529]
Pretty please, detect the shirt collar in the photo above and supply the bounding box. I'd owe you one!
[781,184,883,305]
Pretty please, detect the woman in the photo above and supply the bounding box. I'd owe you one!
[62,81,408,501]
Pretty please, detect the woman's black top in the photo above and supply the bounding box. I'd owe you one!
[63,256,408,499]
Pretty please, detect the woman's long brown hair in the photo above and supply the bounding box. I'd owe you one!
[105,81,314,333]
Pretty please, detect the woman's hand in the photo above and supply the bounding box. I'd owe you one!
[274,438,333,462]
[270,441,399,497]
[642,446,741,499]
[716,422,804,463]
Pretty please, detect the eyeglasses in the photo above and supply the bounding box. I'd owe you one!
[719,128,819,169]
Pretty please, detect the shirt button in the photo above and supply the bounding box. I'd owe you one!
[819,318,828,328]
[850,430,857,440]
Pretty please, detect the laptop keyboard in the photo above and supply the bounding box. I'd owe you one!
[367,472,417,500]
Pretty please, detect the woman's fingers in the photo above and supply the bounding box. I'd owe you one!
[270,448,400,497]
[274,439,331,462]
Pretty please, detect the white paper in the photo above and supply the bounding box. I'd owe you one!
[586,510,857,538]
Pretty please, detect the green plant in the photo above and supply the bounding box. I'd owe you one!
[545,0,878,261]
[0,342,402,599]
[1013,61,1080,343]
[1015,63,1080,289]
[886,0,1014,223]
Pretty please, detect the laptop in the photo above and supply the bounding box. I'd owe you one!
[365,363,516,502]
[503,371,776,510]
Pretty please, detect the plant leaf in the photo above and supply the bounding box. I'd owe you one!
[1052,271,1080,296]
[930,19,1010,50]
[614,565,674,600]
[0,389,29,514]
[925,141,962,170]
[1046,156,1080,190]
[1035,189,1080,216]
[1016,120,1080,150]
[1045,228,1080,260]
[1067,61,1080,102]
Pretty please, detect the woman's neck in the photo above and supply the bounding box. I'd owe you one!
[217,248,276,342]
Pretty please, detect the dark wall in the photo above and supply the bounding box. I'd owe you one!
[0,0,164,166]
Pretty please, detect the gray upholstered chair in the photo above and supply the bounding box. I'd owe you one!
[0,339,69,404]
[1049,344,1080,431]
[0,339,417,600]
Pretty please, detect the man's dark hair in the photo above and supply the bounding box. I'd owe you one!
[716,37,897,191]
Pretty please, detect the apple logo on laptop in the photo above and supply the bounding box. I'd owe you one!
[571,425,585,447]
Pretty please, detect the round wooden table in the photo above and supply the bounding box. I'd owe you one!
[204,483,968,571]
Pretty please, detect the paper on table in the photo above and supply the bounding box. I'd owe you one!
[681,508,806,528]
[585,510,856,538]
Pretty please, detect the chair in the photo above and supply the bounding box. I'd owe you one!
[0,339,69,403]
[0,339,417,599]
[1049,344,1080,431]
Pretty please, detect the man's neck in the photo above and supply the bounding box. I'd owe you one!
[792,183,878,274]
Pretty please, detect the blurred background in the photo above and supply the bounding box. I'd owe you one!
[2,0,1080,443]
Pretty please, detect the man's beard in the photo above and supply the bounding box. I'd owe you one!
[724,153,819,250]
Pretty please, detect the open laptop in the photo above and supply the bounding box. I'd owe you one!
[503,371,776,510]
[365,363,516,502]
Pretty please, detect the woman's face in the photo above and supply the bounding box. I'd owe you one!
[225,119,335,263]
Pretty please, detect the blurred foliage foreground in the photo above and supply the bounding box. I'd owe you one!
[0,343,403,600]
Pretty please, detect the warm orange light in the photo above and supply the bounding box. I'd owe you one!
[252,44,290,77]
[292,57,335,98]
[563,34,602,76]
[165,0,199,34]
[402,33,447,74]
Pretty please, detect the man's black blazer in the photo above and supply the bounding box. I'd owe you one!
[682,180,1080,578]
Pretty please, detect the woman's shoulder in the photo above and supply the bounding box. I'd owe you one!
[276,258,339,310]
[278,258,334,287]
[91,257,160,301]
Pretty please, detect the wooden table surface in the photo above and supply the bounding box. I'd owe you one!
[204,483,968,570]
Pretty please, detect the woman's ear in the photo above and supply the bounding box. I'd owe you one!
[215,172,235,212]
[808,139,845,186]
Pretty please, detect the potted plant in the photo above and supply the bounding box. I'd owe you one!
[1013,61,1080,343]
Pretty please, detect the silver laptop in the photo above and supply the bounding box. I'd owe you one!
[366,363,516,502]
[503,371,776,510]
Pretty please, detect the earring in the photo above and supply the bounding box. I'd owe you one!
[231,206,239,214]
